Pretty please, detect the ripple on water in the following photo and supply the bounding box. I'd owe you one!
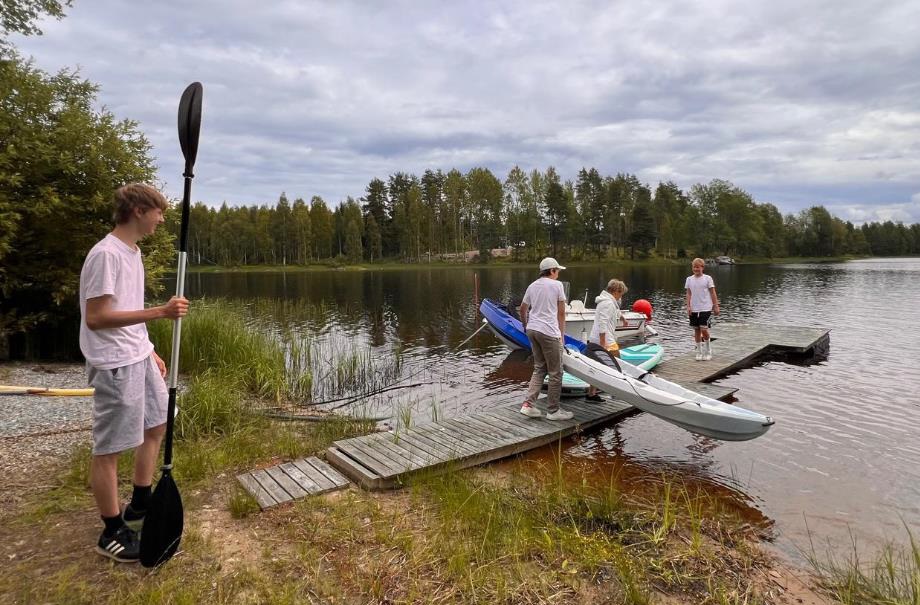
[183,259,920,561]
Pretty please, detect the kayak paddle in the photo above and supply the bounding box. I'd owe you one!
[140,81,202,567]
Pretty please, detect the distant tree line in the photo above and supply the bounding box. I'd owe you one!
[3,0,919,350]
[178,169,920,266]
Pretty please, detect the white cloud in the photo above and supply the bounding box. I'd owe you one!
[8,0,920,219]
[827,193,920,224]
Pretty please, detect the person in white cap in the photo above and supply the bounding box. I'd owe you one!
[518,257,574,420]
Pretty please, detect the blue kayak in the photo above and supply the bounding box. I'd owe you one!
[480,298,664,370]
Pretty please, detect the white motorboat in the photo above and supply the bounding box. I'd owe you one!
[561,347,774,441]
[564,299,654,341]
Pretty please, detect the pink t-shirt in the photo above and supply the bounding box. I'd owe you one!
[79,234,154,369]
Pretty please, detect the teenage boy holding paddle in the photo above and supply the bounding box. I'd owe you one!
[79,183,189,562]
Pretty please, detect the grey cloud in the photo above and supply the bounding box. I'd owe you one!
[9,0,920,220]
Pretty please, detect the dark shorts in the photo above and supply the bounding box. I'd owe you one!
[689,311,712,328]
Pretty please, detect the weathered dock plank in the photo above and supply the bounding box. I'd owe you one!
[236,473,277,509]
[294,457,348,492]
[328,398,634,490]
[237,455,351,509]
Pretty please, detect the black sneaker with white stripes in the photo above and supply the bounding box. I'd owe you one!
[122,503,145,534]
[96,525,140,563]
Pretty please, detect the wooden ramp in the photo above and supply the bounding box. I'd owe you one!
[237,456,350,509]
[327,397,633,490]
[655,321,830,389]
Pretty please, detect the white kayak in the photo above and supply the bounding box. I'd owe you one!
[561,347,774,441]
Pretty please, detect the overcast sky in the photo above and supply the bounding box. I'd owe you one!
[11,0,920,223]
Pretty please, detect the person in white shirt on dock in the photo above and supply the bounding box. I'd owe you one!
[584,279,630,401]
[685,257,720,361]
[518,258,574,420]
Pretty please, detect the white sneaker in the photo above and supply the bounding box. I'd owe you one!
[520,404,542,418]
[545,409,574,421]
[703,341,712,361]
[694,343,703,361]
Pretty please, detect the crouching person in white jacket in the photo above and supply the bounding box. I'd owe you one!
[584,279,629,401]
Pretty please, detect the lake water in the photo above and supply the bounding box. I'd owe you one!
[183,258,920,562]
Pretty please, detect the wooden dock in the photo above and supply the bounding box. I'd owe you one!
[238,321,830,501]
[326,397,633,490]
[654,321,830,388]
[236,456,350,509]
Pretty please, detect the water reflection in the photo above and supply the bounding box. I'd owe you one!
[182,259,920,561]
[494,427,775,540]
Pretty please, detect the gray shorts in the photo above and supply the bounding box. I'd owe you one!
[87,356,168,455]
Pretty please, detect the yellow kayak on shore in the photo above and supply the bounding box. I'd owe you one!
[0,385,94,396]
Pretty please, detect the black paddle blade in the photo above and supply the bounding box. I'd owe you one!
[139,471,184,567]
[177,82,203,173]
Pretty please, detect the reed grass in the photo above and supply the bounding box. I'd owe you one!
[148,301,288,400]
[17,299,379,526]
[807,525,920,605]
[149,298,407,406]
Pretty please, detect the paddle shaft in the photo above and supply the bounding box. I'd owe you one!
[163,152,195,468]
[139,82,200,569]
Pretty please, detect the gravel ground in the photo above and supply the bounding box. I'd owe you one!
[0,362,93,505]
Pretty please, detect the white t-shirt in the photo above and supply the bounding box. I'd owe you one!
[79,234,154,369]
[588,290,621,345]
[685,274,716,312]
[521,277,566,338]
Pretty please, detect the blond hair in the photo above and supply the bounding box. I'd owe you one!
[691,257,706,268]
[606,279,628,295]
[113,183,168,224]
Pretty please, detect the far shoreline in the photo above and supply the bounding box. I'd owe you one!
[183,255,890,274]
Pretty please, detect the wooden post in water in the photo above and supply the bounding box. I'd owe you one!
[473,272,480,310]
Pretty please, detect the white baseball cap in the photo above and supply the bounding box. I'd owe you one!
[539,257,566,271]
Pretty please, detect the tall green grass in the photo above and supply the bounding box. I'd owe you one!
[149,298,406,405]
[148,301,288,400]
[400,461,760,603]
[16,300,380,522]
[808,526,920,604]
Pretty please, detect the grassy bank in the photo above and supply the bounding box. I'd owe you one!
[3,300,914,604]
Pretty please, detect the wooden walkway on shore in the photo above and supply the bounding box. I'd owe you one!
[326,397,633,490]
[238,321,830,502]
[236,456,350,509]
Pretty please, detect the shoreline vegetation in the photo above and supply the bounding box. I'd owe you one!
[2,300,918,604]
[183,255,886,274]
